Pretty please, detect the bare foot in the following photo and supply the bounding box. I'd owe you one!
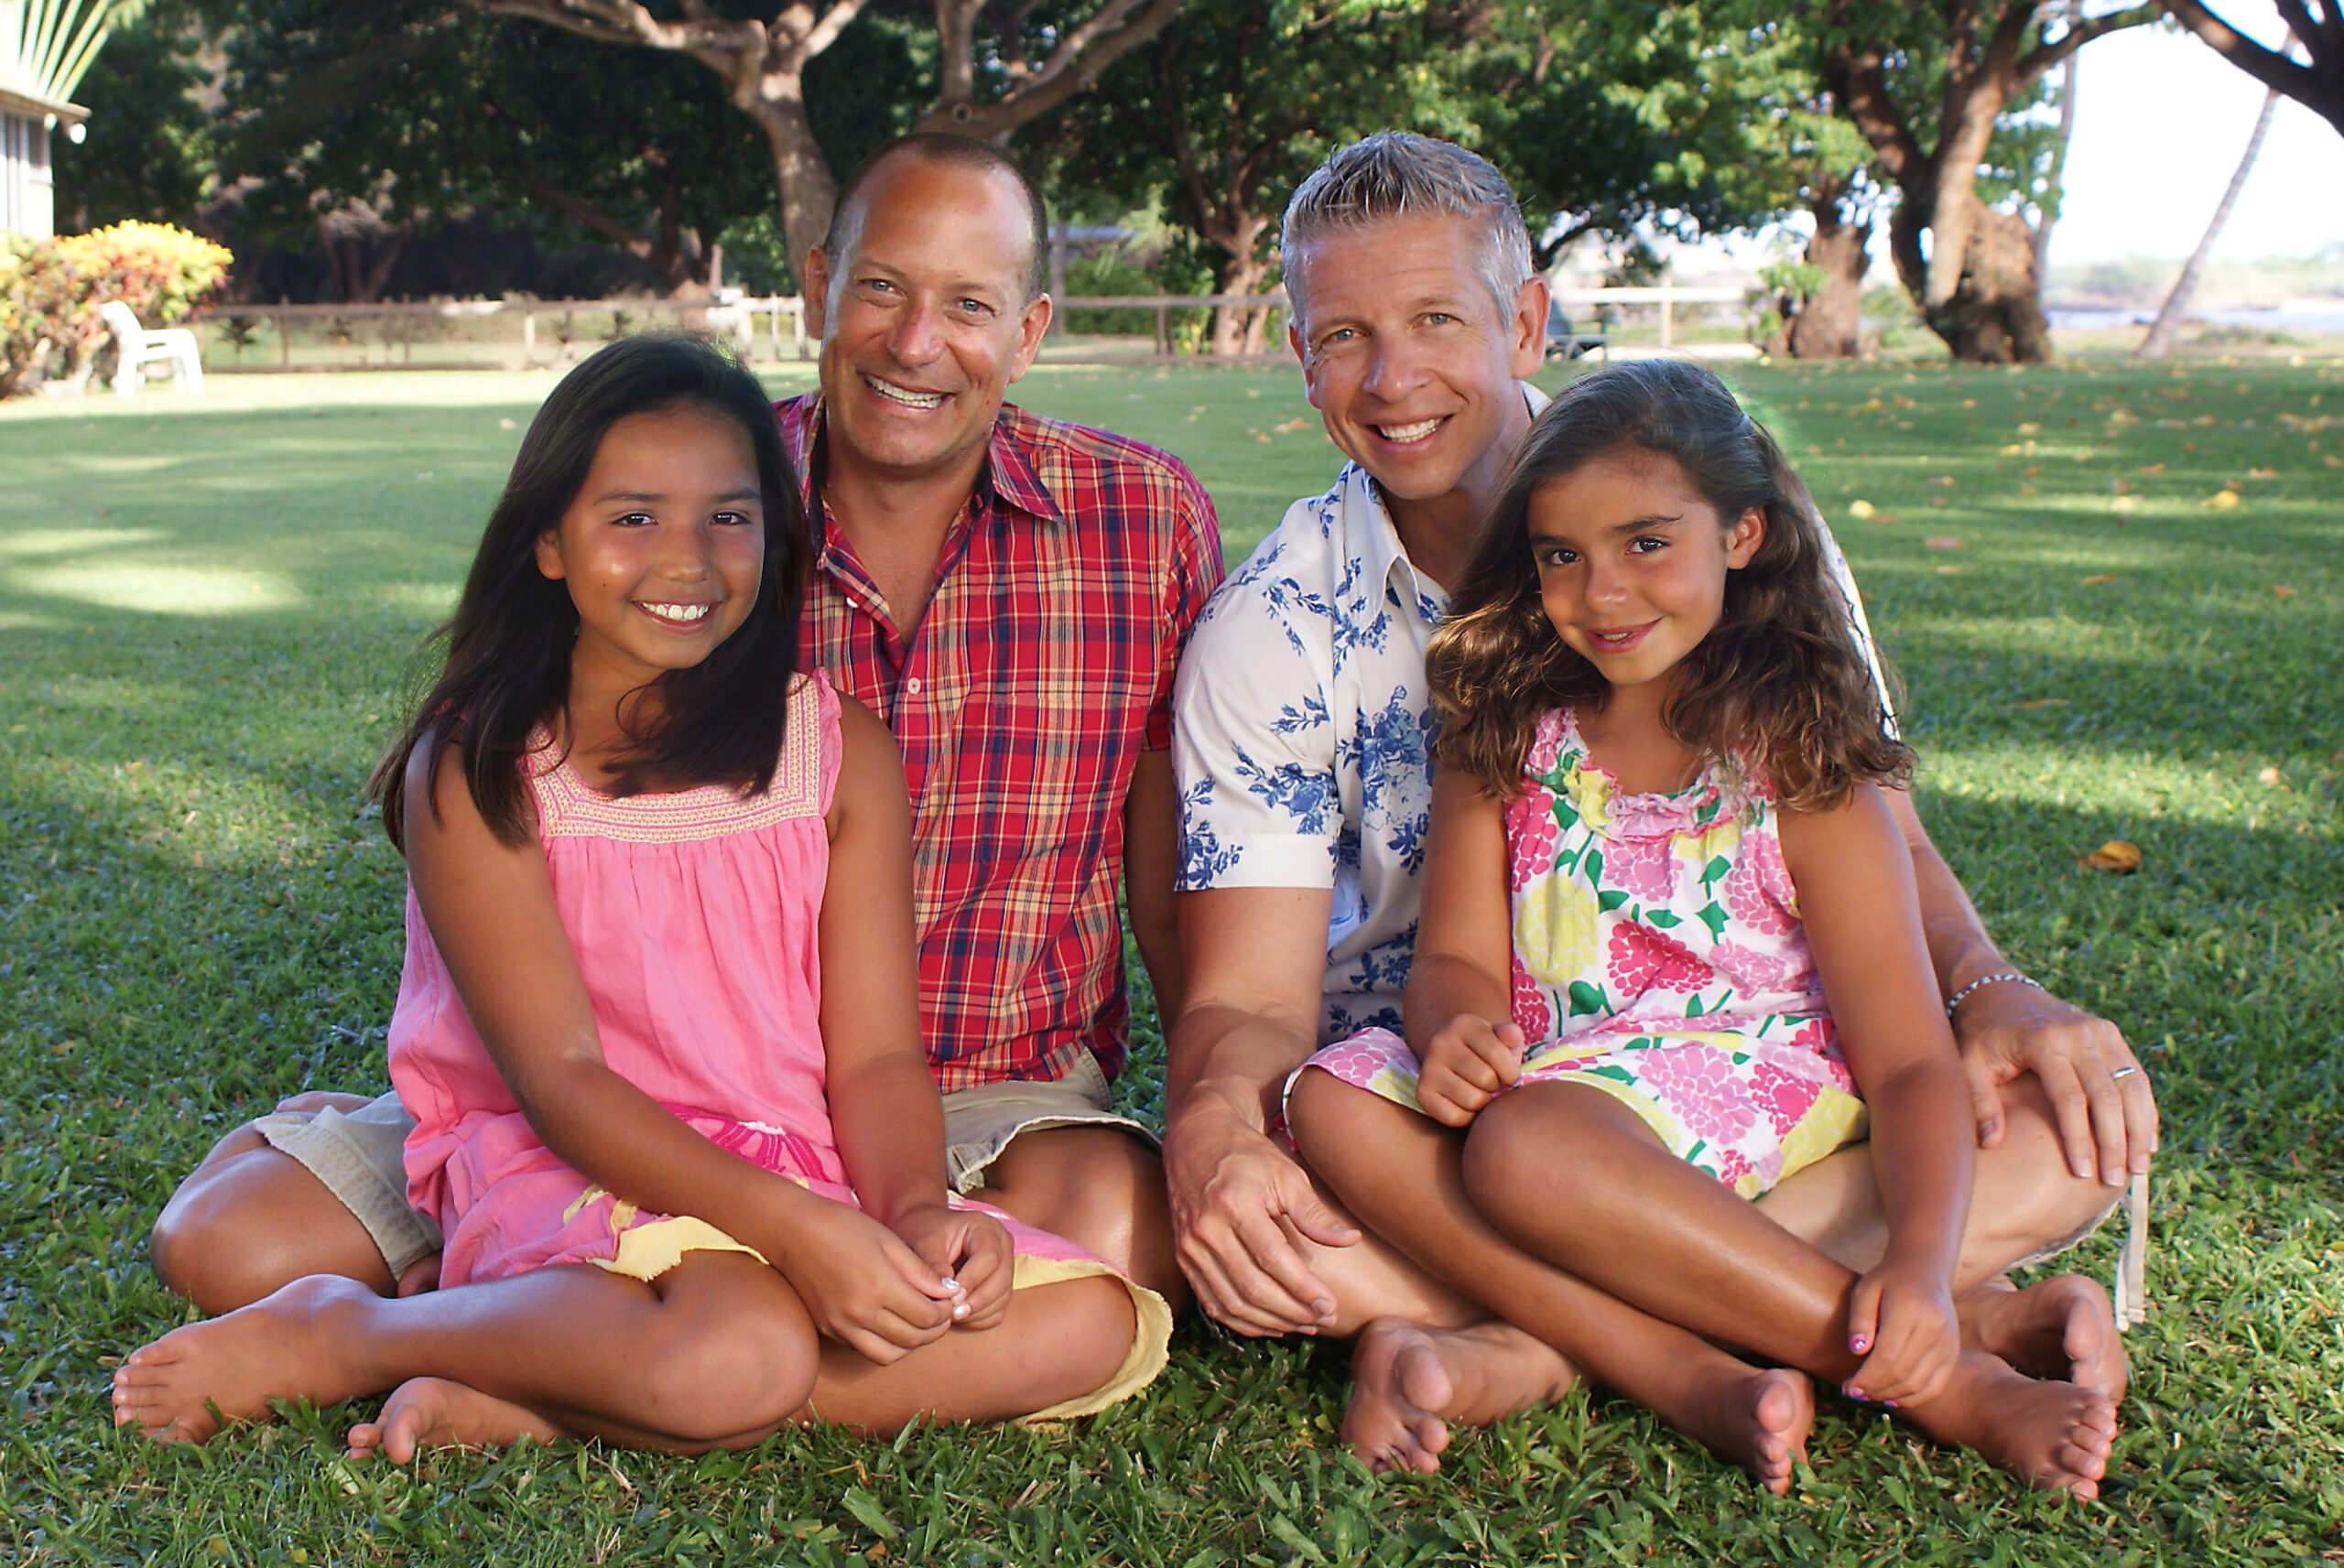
[346,1377,562,1463]
[1902,1348,2118,1498]
[1961,1274,2128,1400]
[112,1275,376,1444]
[1344,1318,1456,1474]
[1674,1365,1813,1497]
[1343,1317,1575,1476]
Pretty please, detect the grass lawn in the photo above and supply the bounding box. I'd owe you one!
[3,352,2340,1564]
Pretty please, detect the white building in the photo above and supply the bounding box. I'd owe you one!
[3,0,112,239]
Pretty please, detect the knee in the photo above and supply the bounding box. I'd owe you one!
[150,1143,386,1314]
[1459,1089,1584,1224]
[1975,1084,2127,1260]
[1018,1276,1138,1411]
[630,1295,816,1442]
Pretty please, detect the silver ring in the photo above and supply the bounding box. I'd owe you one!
[2108,1065,2140,1082]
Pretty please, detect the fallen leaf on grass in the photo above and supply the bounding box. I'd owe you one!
[1249,429,1272,444]
[1848,499,1877,518]
[2257,765,2284,786]
[1934,564,1963,575]
[1273,416,1312,434]
[2017,422,2041,435]
[2205,489,2241,509]
[1927,474,1956,486]
[2138,462,2165,474]
[497,417,516,430]
[2326,454,2343,468]
[2081,574,2119,585]
[2078,840,2143,874]
[2008,697,2069,709]
[2273,584,2298,598]
[2110,495,2136,514]
[2246,467,2277,479]
[1925,536,1965,549]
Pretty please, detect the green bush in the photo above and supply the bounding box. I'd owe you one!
[0,220,232,397]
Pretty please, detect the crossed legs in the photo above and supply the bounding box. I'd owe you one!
[1286,1067,2122,1495]
[114,1252,1136,1457]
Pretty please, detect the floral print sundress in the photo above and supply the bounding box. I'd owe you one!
[1302,707,1868,1198]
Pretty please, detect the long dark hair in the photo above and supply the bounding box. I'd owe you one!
[1427,359,1913,812]
[371,334,809,849]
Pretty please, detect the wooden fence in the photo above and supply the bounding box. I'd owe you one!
[191,282,1755,372]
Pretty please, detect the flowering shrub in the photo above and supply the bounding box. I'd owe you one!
[0,222,233,397]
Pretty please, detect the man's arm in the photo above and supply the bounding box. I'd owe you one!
[1884,786,2157,1188]
[1123,750,1186,1027]
[1164,885,1361,1336]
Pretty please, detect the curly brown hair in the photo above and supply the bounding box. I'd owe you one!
[1427,359,1913,811]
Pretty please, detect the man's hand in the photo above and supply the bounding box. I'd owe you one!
[1416,1015,1525,1128]
[1954,980,2157,1187]
[1166,1105,1360,1337]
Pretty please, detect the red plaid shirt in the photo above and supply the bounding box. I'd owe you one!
[777,395,1223,1090]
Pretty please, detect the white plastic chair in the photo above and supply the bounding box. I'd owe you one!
[98,300,205,396]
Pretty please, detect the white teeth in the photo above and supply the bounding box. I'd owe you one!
[641,602,711,623]
[866,375,946,409]
[1377,418,1441,443]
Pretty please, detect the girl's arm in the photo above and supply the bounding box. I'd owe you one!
[1403,765,1526,1128]
[405,730,961,1364]
[817,697,1015,1327]
[1777,782,1974,1405]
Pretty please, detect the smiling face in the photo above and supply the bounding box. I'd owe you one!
[803,152,1051,486]
[534,404,766,693]
[1527,449,1764,694]
[1288,211,1545,526]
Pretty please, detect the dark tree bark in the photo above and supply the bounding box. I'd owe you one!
[1819,0,2157,362]
[2164,0,2344,138]
[1787,182,1872,359]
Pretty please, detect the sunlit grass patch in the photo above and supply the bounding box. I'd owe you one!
[1,357,2339,1563]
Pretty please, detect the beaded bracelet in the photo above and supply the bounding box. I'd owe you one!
[1944,971,2045,1018]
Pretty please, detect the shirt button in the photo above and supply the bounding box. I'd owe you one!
[906,677,924,696]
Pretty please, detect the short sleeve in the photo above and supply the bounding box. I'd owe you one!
[1813,517,1897,734]
[1146,469,1227,751]
[1172,564,1341,892]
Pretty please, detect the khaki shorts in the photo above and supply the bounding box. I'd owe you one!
[254,1094,443,1281]
[265,1051,1156,1274]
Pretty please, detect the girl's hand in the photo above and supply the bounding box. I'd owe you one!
[1417,1015,1525,1127]
[1844,1255,1960,1408]
[890,1202,1015,1332]
[776,1199,962,1365]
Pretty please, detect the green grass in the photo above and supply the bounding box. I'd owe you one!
[3,354,2341,1564]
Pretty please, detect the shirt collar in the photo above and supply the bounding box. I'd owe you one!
[776,393,1066,530]
[1340,379,1547,618]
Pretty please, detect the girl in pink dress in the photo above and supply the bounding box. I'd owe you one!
[1287,360,2121,1498]
[113,337,1167,1458]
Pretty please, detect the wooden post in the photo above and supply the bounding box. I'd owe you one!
[523,307,537,367]
[1660,282,1674,351]
[792,300,808,361]
[277,302,289,368]
[1155,302,1170,356]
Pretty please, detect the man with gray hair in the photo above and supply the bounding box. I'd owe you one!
[1165,132,2154,1485]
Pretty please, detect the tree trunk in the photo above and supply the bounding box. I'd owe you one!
[1787,193,1871,359]
[2137,85,2281,360]
[742,84,837,286]
[1925,206,2053,363]
[1208,216,1272,356]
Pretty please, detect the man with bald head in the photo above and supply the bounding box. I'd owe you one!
[148,134,1217,1314]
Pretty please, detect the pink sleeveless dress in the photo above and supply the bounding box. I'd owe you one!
[385,674,1167,1415]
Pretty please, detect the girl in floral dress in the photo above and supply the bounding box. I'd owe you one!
[1288,359,2119,1497]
